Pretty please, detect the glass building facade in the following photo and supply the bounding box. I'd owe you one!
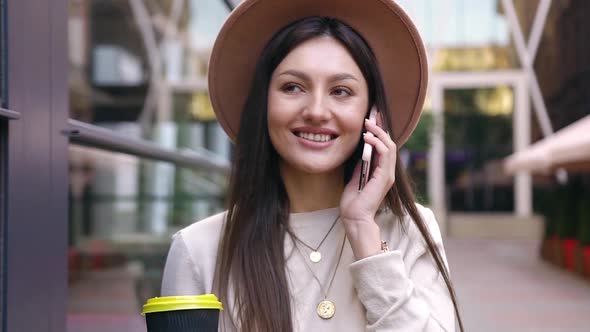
[66,1,232,330]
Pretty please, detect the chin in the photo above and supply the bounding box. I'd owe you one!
[286,158,344,175]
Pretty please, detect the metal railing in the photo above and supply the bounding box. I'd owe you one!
[0,107,19,120]
[64,119,231,174]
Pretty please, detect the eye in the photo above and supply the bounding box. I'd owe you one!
[282,83,304,94]
[332,87,352,97]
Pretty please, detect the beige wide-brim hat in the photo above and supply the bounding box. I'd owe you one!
[208,0,428,146]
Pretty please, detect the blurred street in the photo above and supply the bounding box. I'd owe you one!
[448,238,590,332]
[67,266,146,332]
[67,237,590,332]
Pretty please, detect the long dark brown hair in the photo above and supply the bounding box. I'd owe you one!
[215,17,464,332]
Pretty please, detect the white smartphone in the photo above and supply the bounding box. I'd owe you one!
[358,108,378,191]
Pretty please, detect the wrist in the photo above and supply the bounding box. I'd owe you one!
[342,219,382,260]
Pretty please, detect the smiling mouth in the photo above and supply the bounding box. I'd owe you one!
[294,131,337,143]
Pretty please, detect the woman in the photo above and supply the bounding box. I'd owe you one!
[161,0,463,331]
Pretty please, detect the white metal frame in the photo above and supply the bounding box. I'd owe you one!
[428,70,530,235]
[501,0,554,137]
[428,0,555,234]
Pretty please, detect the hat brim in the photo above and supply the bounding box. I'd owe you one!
[208,0,428,146]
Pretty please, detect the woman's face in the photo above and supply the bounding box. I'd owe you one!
[267,36,369,175]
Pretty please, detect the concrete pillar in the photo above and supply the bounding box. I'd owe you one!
[428,83,447,234]
[179,122,213,224]
[90,122,141,238]
[514,78,533,216]
[142,122,178,234]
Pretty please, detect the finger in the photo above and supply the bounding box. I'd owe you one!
[363,137,397,188]
[363,132,390,159]
[365,119,396,150]
[363,133,396,175]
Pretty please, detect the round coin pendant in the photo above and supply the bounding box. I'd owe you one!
[316,300,335,319]
[309,251,322,263]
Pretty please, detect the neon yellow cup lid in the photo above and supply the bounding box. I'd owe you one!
[142,294,223,315]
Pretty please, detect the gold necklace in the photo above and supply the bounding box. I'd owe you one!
[291,214,340,263]
[294,232,347,319]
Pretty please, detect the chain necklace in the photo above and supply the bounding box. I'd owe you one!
[293,232,347,319]
[291,214,340,263]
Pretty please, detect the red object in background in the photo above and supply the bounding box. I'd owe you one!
[68,248,81,284]
[583,246,590,278]
[562,239,579,271]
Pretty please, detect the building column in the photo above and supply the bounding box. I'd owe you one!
[428,82,447,234]
[514,77,532,216]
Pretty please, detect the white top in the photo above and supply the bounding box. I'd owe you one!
[161,204,456,331]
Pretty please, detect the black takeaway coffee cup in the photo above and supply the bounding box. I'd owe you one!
[142,294,223,332]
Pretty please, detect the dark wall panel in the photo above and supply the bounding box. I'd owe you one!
[4,0,68,331]
[0,0,6,106]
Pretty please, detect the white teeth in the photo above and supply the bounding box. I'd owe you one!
[297,132,333,142]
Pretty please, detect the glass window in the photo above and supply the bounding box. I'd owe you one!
[67,1,231,331]
[397,0,510,48]
[443,87,514,212]
[68,0,231,156]
[67,146,227,331]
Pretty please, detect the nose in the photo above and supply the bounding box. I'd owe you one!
[302,93,331,123]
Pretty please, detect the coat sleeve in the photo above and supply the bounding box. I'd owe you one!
[160,231,205,296]
[349,207,456,332]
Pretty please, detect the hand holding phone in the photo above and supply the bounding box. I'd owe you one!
[358,107,378,191]
[340,105,397,259]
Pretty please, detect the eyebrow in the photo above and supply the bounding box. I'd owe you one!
[277,69,358,83]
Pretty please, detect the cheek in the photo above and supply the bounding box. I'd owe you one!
[267,96,282,131]
[334,97,369,134]
[349,117,365,134]
[267,90,289,124]
[340,109,366,135]
[266,99,292,150]
[267,114,287,142]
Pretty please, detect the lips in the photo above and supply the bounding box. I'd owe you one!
[292,126,339,142]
